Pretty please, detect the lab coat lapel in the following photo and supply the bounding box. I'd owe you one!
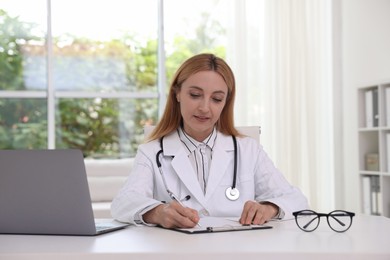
[163,133,207,207]
[205,133,233,200]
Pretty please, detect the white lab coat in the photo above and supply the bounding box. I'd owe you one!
[111,130,309,224]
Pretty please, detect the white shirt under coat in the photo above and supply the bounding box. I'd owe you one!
[111,130,309,225]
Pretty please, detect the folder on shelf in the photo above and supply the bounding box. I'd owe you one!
[362,176,371,214]
[386,87,390,127]
[365,89,373,127]
[373,89,379,127]
[387,133,390,173]
[362,175,382,215]
[371,176,381,215]
[365,89,379,128]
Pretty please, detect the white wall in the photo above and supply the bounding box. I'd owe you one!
[338,0,390,212]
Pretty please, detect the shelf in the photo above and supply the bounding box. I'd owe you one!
[357,83,390,217]
[359,171,381,176]
[358,127,390,131]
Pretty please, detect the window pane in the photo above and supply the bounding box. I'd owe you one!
[164,0,229,81]
[0,0,47,90]
[51,0,158,92]
[56,98,158,158]
[0,98,47,149]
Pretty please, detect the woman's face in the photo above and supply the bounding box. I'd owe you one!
[176,70,228,141]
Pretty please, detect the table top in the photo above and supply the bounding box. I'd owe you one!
[1,215,389,260]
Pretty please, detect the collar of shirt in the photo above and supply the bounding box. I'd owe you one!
[177,127,218,194]
[177,127,217,154]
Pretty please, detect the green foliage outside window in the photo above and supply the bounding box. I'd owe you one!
[0,8,226,158]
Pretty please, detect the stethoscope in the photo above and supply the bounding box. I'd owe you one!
[156,135,240,201]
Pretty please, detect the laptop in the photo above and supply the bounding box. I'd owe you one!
[0,149,129,236]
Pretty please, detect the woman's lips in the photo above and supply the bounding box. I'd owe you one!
[194,115,210,122]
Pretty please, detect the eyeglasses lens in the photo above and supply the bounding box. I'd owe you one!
[327,211,352,232]
[296,210,319,232]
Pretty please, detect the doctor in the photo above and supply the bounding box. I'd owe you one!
[111,53,309,228]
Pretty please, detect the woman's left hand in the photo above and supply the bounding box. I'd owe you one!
[239,200,279,225]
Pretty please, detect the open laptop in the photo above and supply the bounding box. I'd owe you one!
[0,149,129,236]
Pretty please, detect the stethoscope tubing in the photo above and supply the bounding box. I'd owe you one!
[231,135,238,190]
[156,134,239,201]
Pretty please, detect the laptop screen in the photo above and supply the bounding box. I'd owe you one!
[0,149,98,235]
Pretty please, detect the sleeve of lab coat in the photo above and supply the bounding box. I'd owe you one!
[110,144,163,224]
[253,145,309,219]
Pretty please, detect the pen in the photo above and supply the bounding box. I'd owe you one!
[168,191,202,228]
[206,225,253,232]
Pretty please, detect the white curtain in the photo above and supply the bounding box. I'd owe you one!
[228,0,334,211]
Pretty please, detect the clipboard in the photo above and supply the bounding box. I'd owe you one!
[168,217,272,234]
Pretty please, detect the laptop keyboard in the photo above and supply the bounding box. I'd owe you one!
[95,224,115,232]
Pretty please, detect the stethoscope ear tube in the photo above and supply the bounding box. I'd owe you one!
[156,136,165,168]
[156,149,163,168]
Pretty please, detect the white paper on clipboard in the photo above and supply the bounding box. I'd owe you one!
[173,217,272,234]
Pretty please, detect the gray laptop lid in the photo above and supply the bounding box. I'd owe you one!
[0,149,113,236]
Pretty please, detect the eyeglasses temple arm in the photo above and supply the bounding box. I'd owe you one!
[302,217,318,230]
[329,213,347,226]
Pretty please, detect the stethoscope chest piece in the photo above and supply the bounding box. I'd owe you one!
[225,187,240,201]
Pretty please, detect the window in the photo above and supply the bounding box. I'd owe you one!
[0,0,335,211]
[0,0,229,158]
[0,0,48,149]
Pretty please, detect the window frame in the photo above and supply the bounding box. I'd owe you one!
[0,0,165,151]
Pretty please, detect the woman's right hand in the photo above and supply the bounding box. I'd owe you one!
[142,202,200,228]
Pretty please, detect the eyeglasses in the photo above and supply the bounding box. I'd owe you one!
[292,210,355,233]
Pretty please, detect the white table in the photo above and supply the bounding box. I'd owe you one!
[0,215,389,260]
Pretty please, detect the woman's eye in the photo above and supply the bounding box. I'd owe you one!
[212,98,223,103]
[190,93,201,98]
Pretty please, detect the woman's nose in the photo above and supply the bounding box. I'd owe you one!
[198,99,210,112]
